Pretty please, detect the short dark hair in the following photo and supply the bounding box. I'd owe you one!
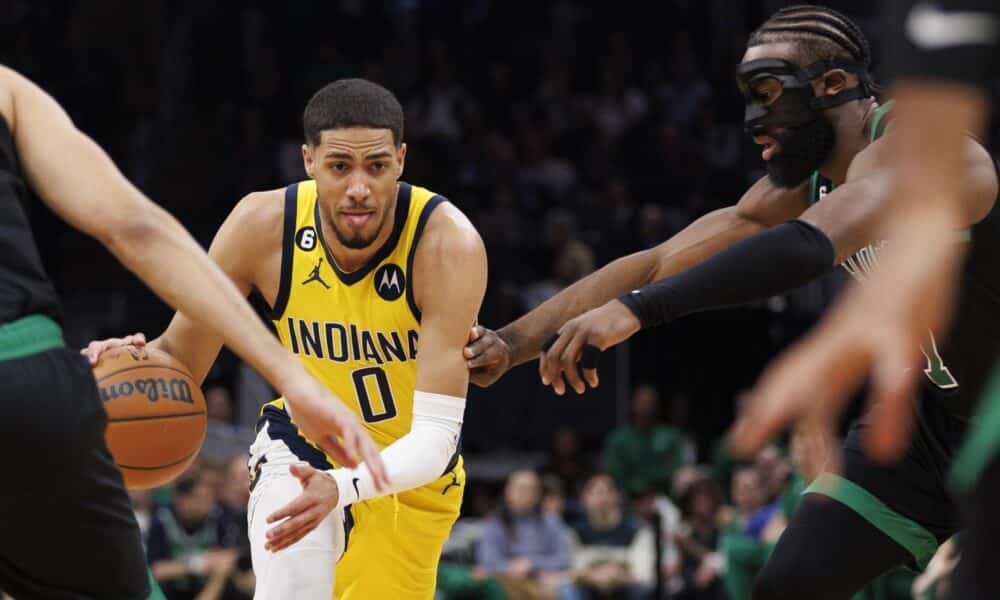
[748,5,871,68]
[174,471,203,497]
[302,78,404,147]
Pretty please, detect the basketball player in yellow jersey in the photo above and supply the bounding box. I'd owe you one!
[89,79,487,599]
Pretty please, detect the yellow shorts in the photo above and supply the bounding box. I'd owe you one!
[334,457,465,600]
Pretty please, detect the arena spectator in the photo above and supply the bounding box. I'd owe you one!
[200,385,255,467]
[542,473,571,520]
[719,466,784,600]
[563,473,655,600]
[130,489,155,540]
[542,427,592,499]
[217,455,254,599]
[147,471,240,600]
[604,384,692,497]
[478,469,572,599]
[674,474,727,600]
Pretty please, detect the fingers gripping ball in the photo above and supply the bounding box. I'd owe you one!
[94,346,207,489]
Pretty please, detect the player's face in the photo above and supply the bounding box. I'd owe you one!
[176,482,216,525]
[582,475,619,513]
[732,469,765,511]
[740,44,837,188]
[505,470,542,514]
[690,486,719,519]
[304,128,406,250]
[631,385,659,426]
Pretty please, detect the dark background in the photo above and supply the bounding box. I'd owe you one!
[2,0,997,461]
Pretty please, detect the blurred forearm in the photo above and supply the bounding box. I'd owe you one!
[104,204,300,391]
[500,205,765,366]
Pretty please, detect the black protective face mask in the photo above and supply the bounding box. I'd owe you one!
[736,58,873,187]
[736,57,873,132]
[765,115,836,188]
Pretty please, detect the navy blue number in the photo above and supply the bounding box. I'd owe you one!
[352,367,398,423]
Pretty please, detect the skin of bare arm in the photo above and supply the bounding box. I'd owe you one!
[539,130,996,396]
[146,190,284,384]
[464,175,808,388]
[411,204,489,396]
[0,66,386,483]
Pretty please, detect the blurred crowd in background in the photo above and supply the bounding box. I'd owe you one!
[130,383,921,600]
[3,0,998,598]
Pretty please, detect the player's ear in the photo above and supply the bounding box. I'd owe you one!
[302,144,315,178]
[815,69,849,97]
[396,142,407,179]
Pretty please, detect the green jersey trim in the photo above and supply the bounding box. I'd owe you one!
[951,369,1000,491]
[869,100,896,143]
[806,100,897,207]
[805,473,938,568]
[146,568,167,600]
[0,314,64,362]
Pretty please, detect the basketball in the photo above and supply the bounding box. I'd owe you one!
[94,345,207,490]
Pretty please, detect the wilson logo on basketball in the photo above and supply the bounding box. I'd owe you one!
[99,378,195,404]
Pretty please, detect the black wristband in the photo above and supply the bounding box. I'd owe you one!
[616,220,835,329]
[618,288,657,329]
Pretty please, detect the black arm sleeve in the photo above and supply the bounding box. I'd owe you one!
[617,220,836,328]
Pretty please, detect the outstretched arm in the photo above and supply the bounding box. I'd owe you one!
[466,175,808,386]
[265,203,487,551]
[541,133,997,394]
[2,66,385,481]
[6,66,282,390]
[146,191,283,384]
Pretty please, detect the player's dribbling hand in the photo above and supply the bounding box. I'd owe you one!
[265,463,339,552]
[464,325,512,387]
[81,332,147,366]
[540,300,640,395]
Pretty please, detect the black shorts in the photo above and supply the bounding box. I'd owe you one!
[885,0,1000,91]
[0,347,149,600]
[807,389,966,568]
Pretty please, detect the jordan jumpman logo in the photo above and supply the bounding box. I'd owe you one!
[302,258,330,288]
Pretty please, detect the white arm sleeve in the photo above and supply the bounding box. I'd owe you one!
[327,390,464,511]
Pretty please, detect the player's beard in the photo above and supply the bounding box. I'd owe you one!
[332,207,390,249]
[765,114,836,188]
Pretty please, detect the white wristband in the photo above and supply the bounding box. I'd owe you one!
[328,467,360,512]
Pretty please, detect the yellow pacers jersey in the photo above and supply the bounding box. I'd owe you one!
[264,179,444,461]
[259,180,465,600]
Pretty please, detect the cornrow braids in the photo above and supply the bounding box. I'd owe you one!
[748,4,871,68]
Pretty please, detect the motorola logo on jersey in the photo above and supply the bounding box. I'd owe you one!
[296,226,317,251]
[374,264,405,301]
